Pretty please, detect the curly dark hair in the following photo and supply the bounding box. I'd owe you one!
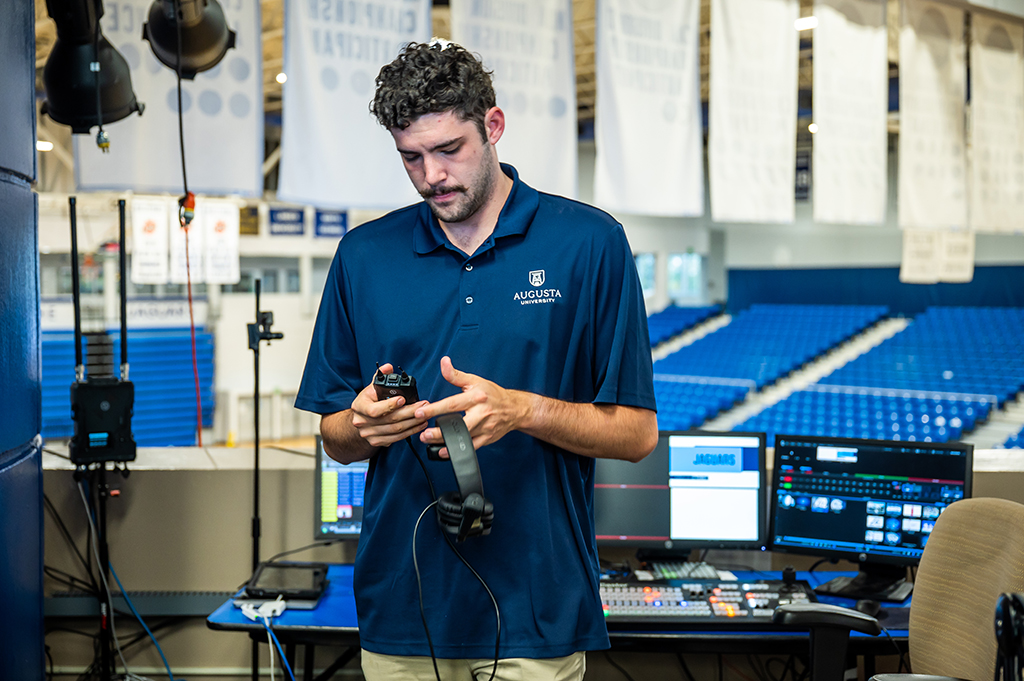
[371,42,496,141]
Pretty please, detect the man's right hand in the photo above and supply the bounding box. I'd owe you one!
[349,363,430,449]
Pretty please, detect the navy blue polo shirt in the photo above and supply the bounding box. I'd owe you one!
[296,164,655,659]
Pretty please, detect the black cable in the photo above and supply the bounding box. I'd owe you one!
[44,565,96,593]
[43,446,71,461]
[412,500,443,681]
[746,654,772,681]
[173,0,188,197]
[91,0,104,142]
[408,437,501,681]
[603,651,637,681]
[677,653,699,681]
[43,492,98,593]
[264,539,341,564]
[881,625,911,673]
[46,643,54,681]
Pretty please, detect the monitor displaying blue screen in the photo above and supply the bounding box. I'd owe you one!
[770,434,973,565]
[594,431,767,550]
[313,435,368,540]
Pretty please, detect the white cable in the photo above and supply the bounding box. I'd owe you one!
[76,479,147,680]
[266,616,276,681]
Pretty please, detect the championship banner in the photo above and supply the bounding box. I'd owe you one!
[278,0,430,209]
[709,0,799,223]
[451,0,578,198]
[315,209,348,238]
[970,14,1024,233]
[898,0,966,230]
[75,0,262,196]
[201,199,241,284]
[900,228,975,283]
[812,0,888,225]
[130,196,170,285]
[593,0,703,217]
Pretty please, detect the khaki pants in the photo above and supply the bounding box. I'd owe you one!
[360,649,586,681]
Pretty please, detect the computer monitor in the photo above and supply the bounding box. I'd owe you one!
[594,431,768,552]
[769,434,973,602]
[313,435,369,541]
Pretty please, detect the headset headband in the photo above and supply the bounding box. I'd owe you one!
[436,414,485,501]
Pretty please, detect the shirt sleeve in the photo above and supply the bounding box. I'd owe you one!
[294,246,364,415]
[590,223,658,411]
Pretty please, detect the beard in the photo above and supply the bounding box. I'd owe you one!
[420,153,497,224]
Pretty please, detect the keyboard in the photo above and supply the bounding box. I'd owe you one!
[646,561,720,580]
[600,579,816,629]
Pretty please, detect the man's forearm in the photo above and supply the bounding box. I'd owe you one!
[320,410,378,464]
[515,393,658,462]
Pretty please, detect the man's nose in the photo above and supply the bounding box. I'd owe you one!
[423,155,447,186]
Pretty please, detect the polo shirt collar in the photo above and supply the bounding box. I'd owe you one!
[413,163,540,255]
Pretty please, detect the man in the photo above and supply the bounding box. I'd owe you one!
[296,41,658,681]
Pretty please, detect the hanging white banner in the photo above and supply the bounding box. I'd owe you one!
[900,228,974,283]
[75,0,262,196]
[170,209,205,285]
[277,0,430,209]
[201,199,241,284]
[898,0,966,230]
[709,0,799,223]
[451,0,578,198]
[812,0,888,225]
[130,196,170,285]
[970,14,1024,233]
[593,0,703,217]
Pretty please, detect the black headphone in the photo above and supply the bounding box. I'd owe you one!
[433,414,494,542]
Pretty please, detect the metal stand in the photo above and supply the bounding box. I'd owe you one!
[246,278,283,681]
[67,196,136,679]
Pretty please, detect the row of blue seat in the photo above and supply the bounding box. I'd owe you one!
[41,329,215,446]
[1004,426,1024,449]
[647,304,720,347]
[654,380,748,432]
[654,304,888,390]
[732,389,994,445]
[821,307,1024,406]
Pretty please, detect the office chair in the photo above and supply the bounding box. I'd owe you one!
[774,497,1024,681]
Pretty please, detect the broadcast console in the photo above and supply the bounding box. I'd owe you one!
[600,578,816,629]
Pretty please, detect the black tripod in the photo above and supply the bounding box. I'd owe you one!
[246,278,283,680]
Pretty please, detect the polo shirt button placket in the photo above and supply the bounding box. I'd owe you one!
[461,260,479,327]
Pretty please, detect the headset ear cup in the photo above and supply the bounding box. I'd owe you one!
[436,492,464,534]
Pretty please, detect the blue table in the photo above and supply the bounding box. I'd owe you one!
[207,566,910,679]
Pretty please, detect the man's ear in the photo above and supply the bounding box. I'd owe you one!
[484,106,505,146]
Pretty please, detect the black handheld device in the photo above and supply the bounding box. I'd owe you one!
[373,365,418,403]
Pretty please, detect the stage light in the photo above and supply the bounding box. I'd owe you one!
[37,141,55,152]
[276,72,287,84]
[41,0,144,136]
[808,123,819,134]
[143,0,237,79]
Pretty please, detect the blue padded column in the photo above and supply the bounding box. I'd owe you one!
[0,0,43,679]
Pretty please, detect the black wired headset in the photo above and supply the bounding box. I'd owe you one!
[433,414,494,541]
[409,413,500,681]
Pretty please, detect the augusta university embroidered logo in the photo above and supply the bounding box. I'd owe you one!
[514,269,562,305]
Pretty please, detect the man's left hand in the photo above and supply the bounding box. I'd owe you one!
[415,356,530,456]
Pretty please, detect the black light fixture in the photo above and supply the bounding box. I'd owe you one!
[142,0,237,80]
[41,0,144,139]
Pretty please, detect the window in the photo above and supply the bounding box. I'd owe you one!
[634,253,656,298]
[668,252,703,302]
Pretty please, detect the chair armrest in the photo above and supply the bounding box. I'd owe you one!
[773,603,882,636]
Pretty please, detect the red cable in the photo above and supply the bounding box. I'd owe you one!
[182,202,203,447]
